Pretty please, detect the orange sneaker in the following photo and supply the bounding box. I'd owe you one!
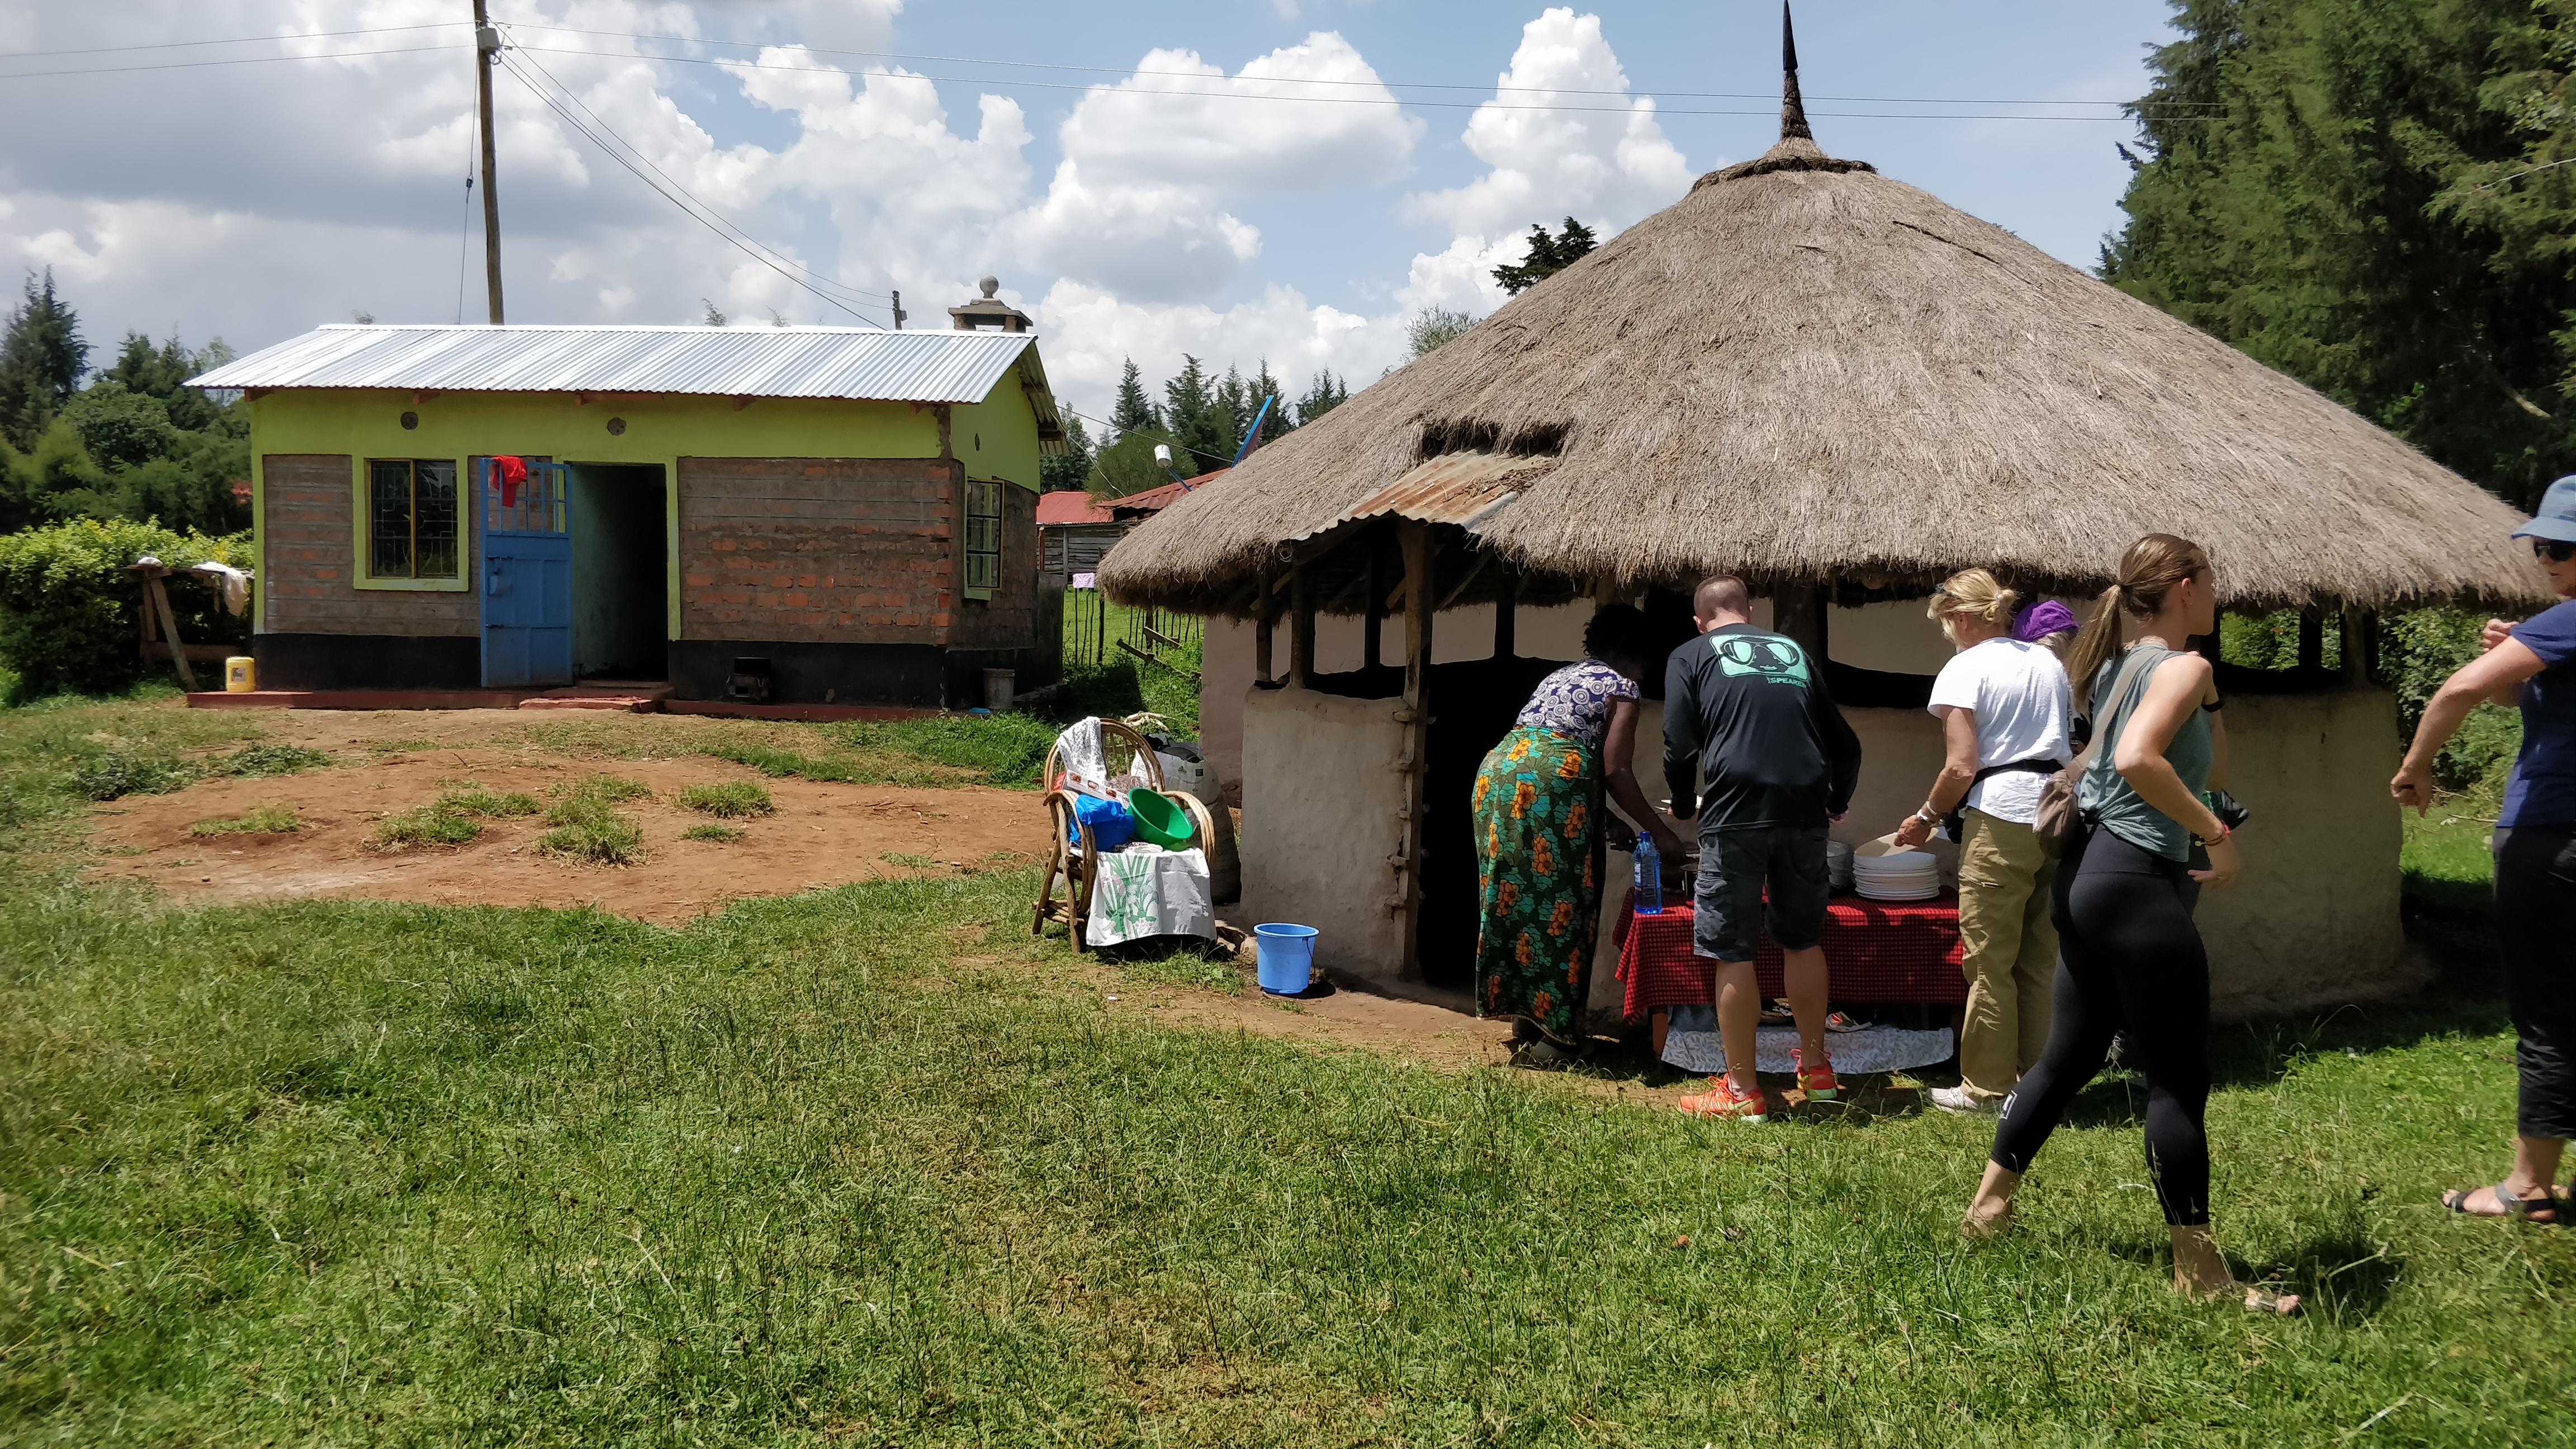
[1678,1074,1768,1123]
[1793,1047,1841,1101]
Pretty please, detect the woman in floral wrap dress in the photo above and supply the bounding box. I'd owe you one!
[1473,605,1687,1047]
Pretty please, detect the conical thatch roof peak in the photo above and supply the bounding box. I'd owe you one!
[1100,16,2541,617]
[1710,4,1874,186]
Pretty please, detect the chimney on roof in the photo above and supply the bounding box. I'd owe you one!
[1779,1,1813,142]
[949,275,1032,333]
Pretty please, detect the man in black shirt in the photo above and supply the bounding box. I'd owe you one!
[1663,576,1863,1121]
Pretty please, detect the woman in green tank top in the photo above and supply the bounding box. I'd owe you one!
[1956,534,2296,1315]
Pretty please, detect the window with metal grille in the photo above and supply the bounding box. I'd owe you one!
[963,478,1002,600]
[367,459,460,579]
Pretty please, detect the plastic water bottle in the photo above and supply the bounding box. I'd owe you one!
[1633,831,1663,915]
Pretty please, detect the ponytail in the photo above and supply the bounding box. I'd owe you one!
[2066,532,2212,711]
[2061,584,2126,708]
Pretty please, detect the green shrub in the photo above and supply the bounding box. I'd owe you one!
[189,803,299,836]
[550,773,652,804]
[679,822,742,842]
[372,806,480,849]
[210,744,332,778]
[438,784,538,818]
[676,780,773,817]
[0,518,250,702]
[69,750,194,801]
[2380,607,2525,788]
[537,799,644,864]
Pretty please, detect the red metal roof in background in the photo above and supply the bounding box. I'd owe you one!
[1038,470,1228,527]
[1037,490,1114,526]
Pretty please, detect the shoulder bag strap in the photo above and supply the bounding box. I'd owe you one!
[2070,645,2158,778]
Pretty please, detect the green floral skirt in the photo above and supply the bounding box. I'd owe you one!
[1471,726,1603,1041]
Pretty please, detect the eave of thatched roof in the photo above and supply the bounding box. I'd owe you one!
[1099,74,2545,618]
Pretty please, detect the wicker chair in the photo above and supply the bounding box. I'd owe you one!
[1032,718,1218,951]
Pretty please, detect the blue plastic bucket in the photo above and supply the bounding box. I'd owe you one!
[1254,923,1319,995]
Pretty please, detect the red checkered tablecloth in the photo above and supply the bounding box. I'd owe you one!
[1614,892,1968,1020]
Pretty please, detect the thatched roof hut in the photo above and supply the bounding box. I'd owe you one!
[1094,7,2521,1017]
[1101,17,2541,616]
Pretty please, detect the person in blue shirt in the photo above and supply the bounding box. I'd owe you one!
[2393,472,2576,1225]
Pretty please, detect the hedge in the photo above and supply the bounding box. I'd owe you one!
[0,519,251,703]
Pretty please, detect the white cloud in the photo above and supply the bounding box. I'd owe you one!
[1403,8,1690,240]
[1010,34,1420,303]
[1031,279,1403,428]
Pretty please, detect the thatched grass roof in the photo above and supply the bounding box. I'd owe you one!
[1101,98,2544,615]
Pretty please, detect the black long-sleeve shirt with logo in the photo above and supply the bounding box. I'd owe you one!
[1661,622,1863,830]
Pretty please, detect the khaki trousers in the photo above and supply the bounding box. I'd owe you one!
[1956,808,2058,1101]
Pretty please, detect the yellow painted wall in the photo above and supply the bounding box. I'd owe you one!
[247,372,1046,641]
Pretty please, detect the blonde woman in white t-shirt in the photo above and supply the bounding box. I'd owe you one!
[1891,570,2074,1115]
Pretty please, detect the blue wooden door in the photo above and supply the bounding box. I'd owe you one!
[480,458,572,687]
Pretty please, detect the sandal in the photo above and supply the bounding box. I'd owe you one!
[2441,1181,2561,1223]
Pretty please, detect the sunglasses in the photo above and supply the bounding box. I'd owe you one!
[2537,539,2576,563]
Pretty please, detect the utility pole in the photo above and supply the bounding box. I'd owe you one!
[473,0,505,324]
[889,290,906,329]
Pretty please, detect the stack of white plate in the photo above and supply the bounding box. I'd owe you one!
[1852,849,1940,901]
[1825,840,1854,892]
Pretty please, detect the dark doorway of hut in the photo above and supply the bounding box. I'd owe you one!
[567,463,669,683]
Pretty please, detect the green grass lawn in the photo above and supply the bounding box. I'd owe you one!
[3,697,2573,1446]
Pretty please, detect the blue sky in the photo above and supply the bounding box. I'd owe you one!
[0,1,2179,422]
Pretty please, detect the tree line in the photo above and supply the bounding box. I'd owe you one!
[1052,220,1599,499]
[2104,0,2576,506]
[0,269,250,537]
[1047,357,1352,497]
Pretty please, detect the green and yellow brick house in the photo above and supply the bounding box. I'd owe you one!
[190,304,1069,707]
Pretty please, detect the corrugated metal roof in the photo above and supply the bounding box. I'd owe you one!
[1293,452,1555,541]
[188,324,1050,407]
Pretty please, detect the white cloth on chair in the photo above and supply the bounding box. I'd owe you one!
[1054,717,1111,796]
[1084,845,1215,947]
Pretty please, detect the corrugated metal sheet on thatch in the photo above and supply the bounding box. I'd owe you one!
[1100,120,2544,615]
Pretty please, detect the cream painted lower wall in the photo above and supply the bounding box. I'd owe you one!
[1237,686,1410,986]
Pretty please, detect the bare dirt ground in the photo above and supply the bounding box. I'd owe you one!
[87,708,1043,923]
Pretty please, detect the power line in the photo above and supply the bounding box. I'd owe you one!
[0,22,451,59]
[0,43,466,80]
[492,49,887,325]
[492,19,2216,112]
[505,42,2186,121]
[499,38,894,309]
[0,21,2218,119]
[503,38,892,307]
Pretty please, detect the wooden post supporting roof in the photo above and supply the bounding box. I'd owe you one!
[1254,563,1275,683]
[1290,560,1315,688]
[1772,581,1827,662]
[1363,536,1385,671]
[1395,521,1439,981]
[1494,559,1517,660]
[2299,610,2325,671]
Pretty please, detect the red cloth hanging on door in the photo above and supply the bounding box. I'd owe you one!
[490,455,529,508]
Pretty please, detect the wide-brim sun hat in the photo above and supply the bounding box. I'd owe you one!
[2511,475,2576,544]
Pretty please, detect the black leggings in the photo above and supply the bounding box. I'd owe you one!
[2492,827,2576,1140]
[1990,824,2213,1227]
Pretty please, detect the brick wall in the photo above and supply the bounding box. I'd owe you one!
[259,454,479,637]
[948,482,1039,648]
[678,456,959,644]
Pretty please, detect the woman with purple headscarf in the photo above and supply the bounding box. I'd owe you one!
[2014,599,2079,655]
